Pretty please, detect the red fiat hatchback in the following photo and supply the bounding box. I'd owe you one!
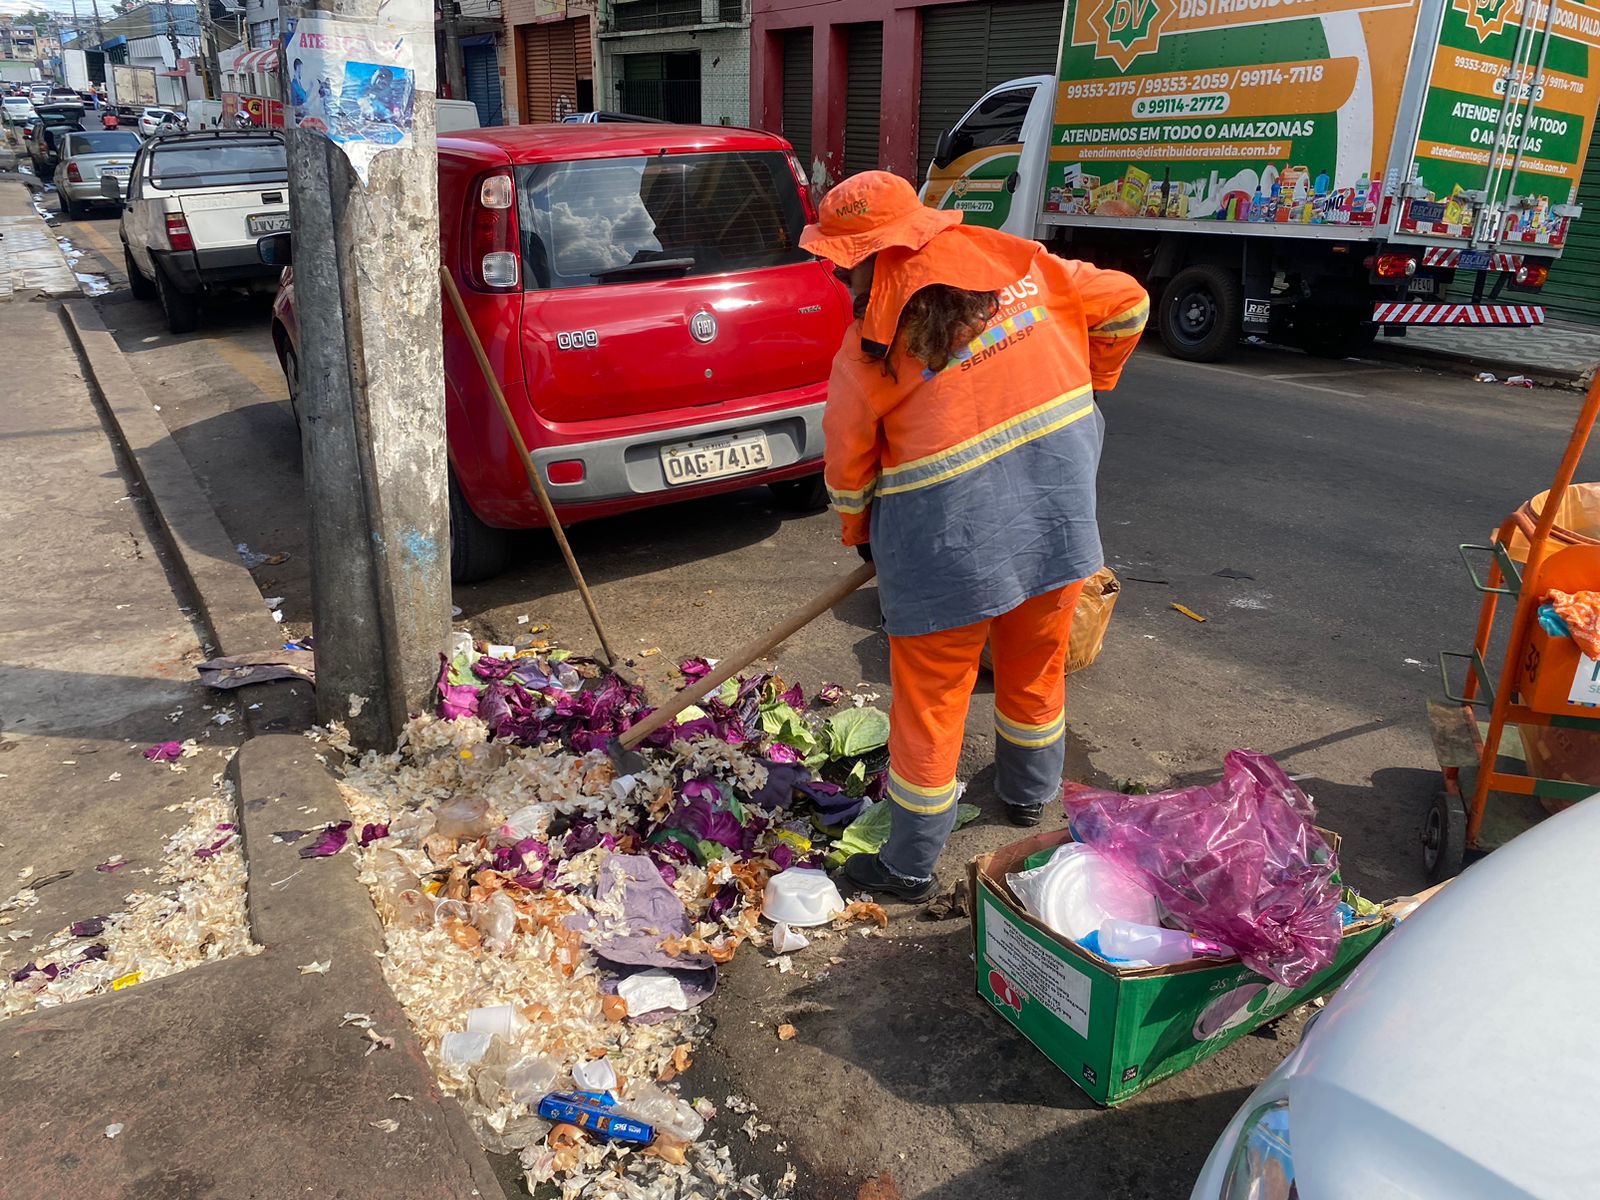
[270,124,852,581]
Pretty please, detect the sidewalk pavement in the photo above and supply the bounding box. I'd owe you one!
[1375,316,1600,389]
[0,242,502,1195]
[0,142,79,300]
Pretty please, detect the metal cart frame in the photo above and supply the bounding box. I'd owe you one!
[1428,377,1600,882]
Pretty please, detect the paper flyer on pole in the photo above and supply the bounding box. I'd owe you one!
[283,9,433,184]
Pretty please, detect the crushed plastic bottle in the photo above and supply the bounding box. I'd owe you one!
[1098,919,1233,966]
[473,891,519,949]
[370,848,435,928]
[618,1080,706,1143]
[504,1052,563,1103]
[440,1030,494,1069]
[434,794,493,839]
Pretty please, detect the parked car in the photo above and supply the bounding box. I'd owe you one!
[1,95,34,127]
[110,129,289,334]
[267,124,851,582]
[137,106,185,138]
[559,111,667,124]
[1189,794,1599,1200]
[436,98,481,133]
[26,102,86,174]
[53,128,141,218]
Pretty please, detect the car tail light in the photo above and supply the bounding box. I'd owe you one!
[546,459,585,485]
[467,169,520,292]
[165,213,194,252]
[786,151,816,221]
[1517,263,1549,288]
[1369,253,1417,279]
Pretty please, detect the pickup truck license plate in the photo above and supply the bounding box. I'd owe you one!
[661,432,772,486]
[247,212,291,236]
[1456,249,1491,271]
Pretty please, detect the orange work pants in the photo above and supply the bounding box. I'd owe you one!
[880,580,1085,881]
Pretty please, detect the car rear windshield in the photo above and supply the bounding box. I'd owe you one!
[516,150,807,290]
[66,131,140,155]
[150,139,287,188]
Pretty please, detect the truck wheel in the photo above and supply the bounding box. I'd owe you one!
[1158,264,1243,362]
[449,471,513,584]
[769,474,827,512]
[155,266,200,335]
[125,246,157,301]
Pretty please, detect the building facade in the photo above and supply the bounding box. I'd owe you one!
[501,0,597,124]
[598,0,748,126]
[750,0,1060,189]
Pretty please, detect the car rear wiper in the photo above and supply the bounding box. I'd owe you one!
[592,257,696,280]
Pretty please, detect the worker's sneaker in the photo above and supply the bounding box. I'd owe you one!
[1005,803,1044,827]
[837,853,937,903]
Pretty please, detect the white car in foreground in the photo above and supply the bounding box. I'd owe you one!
[1191,795,1597,1200]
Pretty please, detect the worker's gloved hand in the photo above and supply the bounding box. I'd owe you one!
[856,542,873,564]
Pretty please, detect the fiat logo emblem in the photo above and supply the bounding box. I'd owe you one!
[689,310,718,343]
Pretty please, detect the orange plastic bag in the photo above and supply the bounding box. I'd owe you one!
[1505,484,1600,565]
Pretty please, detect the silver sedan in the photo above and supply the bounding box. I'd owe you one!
[52,128,142,219]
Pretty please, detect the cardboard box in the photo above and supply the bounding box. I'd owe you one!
[969,828,1390,1106]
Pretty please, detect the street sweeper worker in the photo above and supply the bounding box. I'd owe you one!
[802,171,1148,902]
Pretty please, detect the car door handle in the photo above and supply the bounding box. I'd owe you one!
[1005,171,1020,194]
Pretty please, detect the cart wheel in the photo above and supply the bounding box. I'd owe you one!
[1421,788,1467,884]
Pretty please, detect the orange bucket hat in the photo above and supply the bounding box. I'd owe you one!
[799,170,964,269]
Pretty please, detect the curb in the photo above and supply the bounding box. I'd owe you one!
[229,735,508,1198]
[60,298,315,733]
[1371,338,1596,392]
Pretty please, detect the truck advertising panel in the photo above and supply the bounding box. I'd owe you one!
[1401,0,1600,247]
[1043,0,1600,243]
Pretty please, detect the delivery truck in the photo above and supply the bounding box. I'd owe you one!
[921,0,1600,360]
[109,63,159,109]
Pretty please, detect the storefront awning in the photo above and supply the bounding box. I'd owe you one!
[226,45,279,72]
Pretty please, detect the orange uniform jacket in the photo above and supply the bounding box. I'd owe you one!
[822,226,1148,636]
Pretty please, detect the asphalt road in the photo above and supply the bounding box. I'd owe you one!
[57,199,1600,1197]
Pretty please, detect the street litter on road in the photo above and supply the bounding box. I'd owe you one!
[335,641,904,1197]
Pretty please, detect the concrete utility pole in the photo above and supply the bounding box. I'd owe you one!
[438,0,465,101]
[283,0,451,749]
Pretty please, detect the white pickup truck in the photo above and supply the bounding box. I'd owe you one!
[106,129,290,334]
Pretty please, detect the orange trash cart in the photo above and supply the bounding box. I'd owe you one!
[1430,374,1600,883]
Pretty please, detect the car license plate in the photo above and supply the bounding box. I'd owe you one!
[248,213,291,236]
[102,166,128,178]
[1456,249,1491,271]
[661,433,773,486]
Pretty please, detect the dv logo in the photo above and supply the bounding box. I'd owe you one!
[1458,0,1520,43]
[988,969,1027,1014]
[1091,0,1168,70]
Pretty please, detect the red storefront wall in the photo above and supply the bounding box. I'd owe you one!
[752,0,955,188]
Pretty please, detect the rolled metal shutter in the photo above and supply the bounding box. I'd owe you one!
[843,23,883,175]
[781,28,812,166]
[464,44,502,126]
[917,0,1063,179]
[521,16,584,123]
[1542,126,1600,324]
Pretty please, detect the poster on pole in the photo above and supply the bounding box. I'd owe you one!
[282,10,432,184]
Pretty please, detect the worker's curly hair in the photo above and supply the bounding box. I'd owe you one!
[857,284,1000,379]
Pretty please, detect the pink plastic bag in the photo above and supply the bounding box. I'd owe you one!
[1061,751,1342,986]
